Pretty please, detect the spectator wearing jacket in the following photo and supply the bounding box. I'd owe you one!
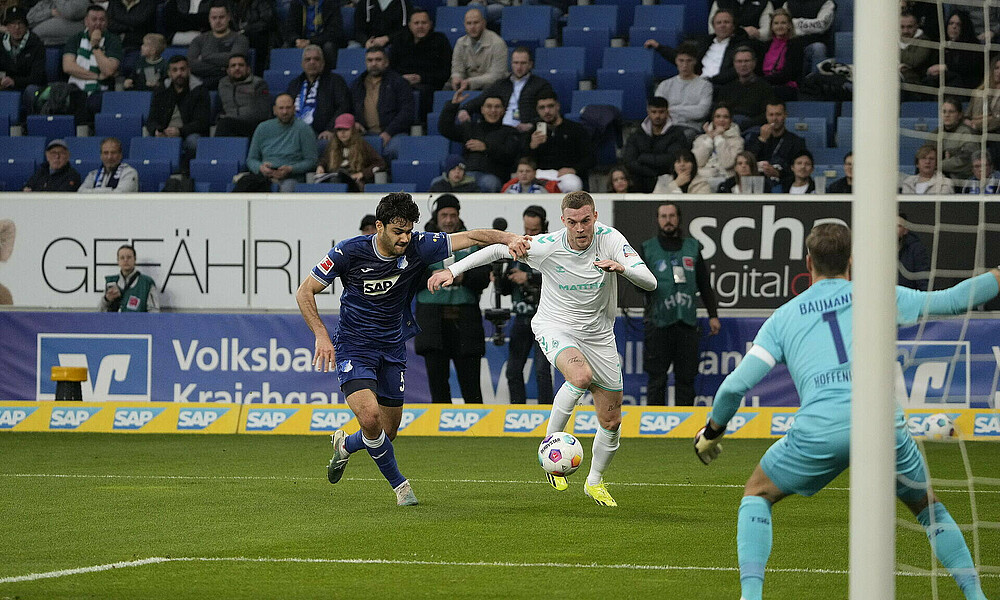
[106,0,156,70]
[439,89,519,192]
[62,5,122,123]
[783,0,835,74]
[743,100,805,188]
[349,46,414,157]
[78,137,140,192]
[524,91,593,192]
[187,0,249,90]
[147,55,210,168]
[354,0,411,48]
[282,0,346,71]
[448,8,507,91]
[429,154,481,192]
[458,47,553,131]
[286,44,351,141]
[388,8,451,119]
[501,156,561,193]
[692,103,743,186]
[162,0,209,46]
[24,138,81,191]
[215,52,270,138]
[622,96,692,193]
[27,0,87,48]
[715,46,774,128]
[0,5,46,115]
[230,0,278,76]
[759,8,803,101]
[645,9,751,88]
[709,0,774,43]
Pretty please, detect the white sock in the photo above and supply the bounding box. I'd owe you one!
[587,425,621,485]
[362,430,386,448]
[545,382,586,435]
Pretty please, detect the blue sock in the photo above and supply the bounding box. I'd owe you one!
[738,496,773,600]
[363,431,406,489]
[344,430,365,454]
[917,502,985,600]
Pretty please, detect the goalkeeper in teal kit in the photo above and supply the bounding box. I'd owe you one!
[693,223,999,600]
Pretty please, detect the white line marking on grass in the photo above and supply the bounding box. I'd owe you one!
[2,473,997,494]
[3,556,998,584]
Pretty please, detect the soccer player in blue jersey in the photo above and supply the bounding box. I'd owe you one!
[693,223,999,600]
[296,192,528,506]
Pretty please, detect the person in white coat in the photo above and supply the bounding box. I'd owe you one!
[691,103,743,189]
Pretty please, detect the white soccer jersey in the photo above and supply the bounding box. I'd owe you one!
[525,222,648,335]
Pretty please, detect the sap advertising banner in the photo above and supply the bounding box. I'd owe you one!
[1,195,610,310]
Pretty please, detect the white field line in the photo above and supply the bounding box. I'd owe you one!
[1,473,998,494]
[3,556,999,585]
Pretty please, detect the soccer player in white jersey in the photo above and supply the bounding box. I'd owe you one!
[693,223,998,600]
[428,191,657,506]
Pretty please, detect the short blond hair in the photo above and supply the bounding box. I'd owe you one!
[143,33,166,55]
[561,190,595,211]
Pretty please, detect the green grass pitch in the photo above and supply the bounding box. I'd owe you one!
[1,433,997,599]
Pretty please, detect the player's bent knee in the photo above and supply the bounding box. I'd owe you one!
[597,413,621,431]
[356,412,382,437]
[565,368,593,391]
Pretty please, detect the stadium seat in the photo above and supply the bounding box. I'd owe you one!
[899,117,939,134]
[363,135,384,156]
[45,47,62,82]
[341,5,354,41]
[332,67,364,88]
[0,91,21,133]
[336,46,367,72]
[786,117,828,150]
[131,158,172,192]
[0,158,36,190]
[567,5,618,37]
[593,0,640,42]
[269,48,303,72]
[396,135,449,163]
[812,146,849,166]
[130,136,182,173]
[815,163,845,182]
[94,113,142,154]
[540,70,579,113]
[26,115,75,142]
[435,6,469,46]
[294,182,349,193]
[263,69,298,95]
[835,117,852,148]
[898,135,926,168]
[500,6,554,49]
[432,90,481,115]
[561,27,611,79]
[366,182,417,193]
[834,32,853,64]
[835,0,853,33]
[595,71,647,120]
[162,46,187,63]
[65,137,102,167]
[101,91,153,124]
[0,135,46,165]
[631,5,685,48]
[900,102,938,119]
[659,0,707,38]
[190,158,239,192]
[840,101,853,118]
[570,90,624,118]
[628,28,680,78]
[195,136,249,170]
[786,101,837,134]
[535,47,586,78]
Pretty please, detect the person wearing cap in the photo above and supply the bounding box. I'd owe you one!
[0,6,46,96]
[439,88,519,192]
[214,52,270,138]
[358,214,377,235]
[24,139,81,192]
[429,154,480,193]
[285,44,351,141]
[414,194,489,403]
[315,113,384,191]
[495,205,553,404]
[78,136,140,192]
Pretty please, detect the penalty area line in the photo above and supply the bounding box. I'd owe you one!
[3,557,999,583]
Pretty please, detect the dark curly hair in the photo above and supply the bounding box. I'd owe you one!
[375,192,420,227]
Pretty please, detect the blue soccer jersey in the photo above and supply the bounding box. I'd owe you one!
[310,232,452,347]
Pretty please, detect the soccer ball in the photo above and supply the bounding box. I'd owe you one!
[538,432,584,476]
[923,413,956,441]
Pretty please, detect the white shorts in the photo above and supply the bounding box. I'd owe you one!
[532,322,623,391]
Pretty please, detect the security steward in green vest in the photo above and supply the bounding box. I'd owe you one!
[414,195,490,403]
[640,202,719,406]
[99,244,160,312]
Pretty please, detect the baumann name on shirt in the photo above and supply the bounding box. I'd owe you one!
[799,293,852,315]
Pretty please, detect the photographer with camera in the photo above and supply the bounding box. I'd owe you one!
[494,206,553,404]
[414,195,490,403]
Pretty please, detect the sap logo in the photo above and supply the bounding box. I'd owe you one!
[504,410,548,433]
[573,412,600,435]
[112,407,166,430]
[0,407,38,429]
[770,414,796,435]
[639,412,692,435]
[973,414,1000,436]
[49,407,102,430]
[399,408,426,432]
[907,413,960,436]
[37,334,152,401]
[309,408,354,431]
[246,409,298,431]
[726,413,757,434]
[439,409,491,432]
[177,407,229,430]
[363,274,400,295]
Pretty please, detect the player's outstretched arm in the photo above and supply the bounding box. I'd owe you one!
[450,229,530,258]
[900,268,1000,323]
[296,276,336,372]
[427,244,511,292]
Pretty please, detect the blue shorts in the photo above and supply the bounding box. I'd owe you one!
[760,425,929,500]
[334,341,407,407]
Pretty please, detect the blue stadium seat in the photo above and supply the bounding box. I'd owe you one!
[570,90,624,118]
[567,5,618,37]
[26,115,75,141]
[786,117,827,150]
[294,182,349,193]
[45,47,62,82]
[101,91,153,123]
[396,135,449,163]
[840,101,852,117]
[336,46,367,72]
[659,0,706,37]
[834,32,852,64]
[593,0,640,42]
[0,91,21,133]
[540,70,579,112]
[899,117,938,134]
[332,67,363,88]
[130,136,182,173]
[562,27,611,79]
[162,46,187,63]
[835,116,852,148]
[94,113,142,154]
[898,135,926,168]
[65,137,102,165]
[190,158,239,192]
[815,163,846,182]
[435,6,470,46]
[786,101,836,133]
[194,136,249,170]
[500,6,554,49]
[269,48,303,72]
[600,46,653,75]
[535,47,586,78]
[595,73,647,120]
[131,158,172,192]
[835,0,853,33]
[900,102,938,119]
[0,135,46,164]
[432,89,480,114]
[633,5,685,32]
[0,159,36,190]
[363,135,384,156]
[263,69,298,95]
[366,182,417,193]
[341,5,354,41]
[812,146,849,166]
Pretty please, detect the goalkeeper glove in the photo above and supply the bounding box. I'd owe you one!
[694,421,725,465]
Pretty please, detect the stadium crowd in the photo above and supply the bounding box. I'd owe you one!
[1,0,998,194]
